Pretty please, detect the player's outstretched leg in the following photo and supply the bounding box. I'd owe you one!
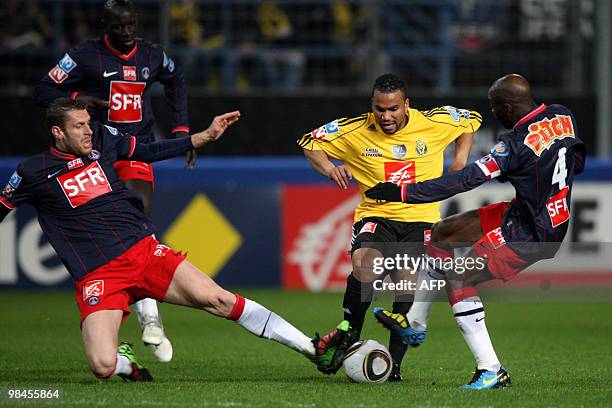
[463,366,511,390]
[133,298,173,363]
[311,320,359,374]
[117,342,153,382]
[373,307,426,347]
[163,260,321,363]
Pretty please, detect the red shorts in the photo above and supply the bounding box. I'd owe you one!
[74,236,186,325]
[114,160,154,185]
[472,201,529,281]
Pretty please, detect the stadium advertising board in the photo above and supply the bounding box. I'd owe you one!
[1,160,610,290]
[282,183,612,291]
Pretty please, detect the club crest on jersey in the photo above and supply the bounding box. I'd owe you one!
[141,67,150,80]
[384,161,416,185]
[415,139,428,156]
[524,114,575,156]
[392,144,407,159]
[83,280,104,301]
[57,161,112,208]
[123,66,137,81]
[88,150,101,160]
[58,53,77,73]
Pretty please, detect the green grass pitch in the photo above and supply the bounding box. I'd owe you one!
[1,290,611,407]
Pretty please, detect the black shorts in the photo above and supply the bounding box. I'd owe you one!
[351,217,432,259]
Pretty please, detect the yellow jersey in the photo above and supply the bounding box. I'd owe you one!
[297,106,482,223]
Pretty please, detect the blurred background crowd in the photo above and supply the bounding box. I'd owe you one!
[0,0,609,157]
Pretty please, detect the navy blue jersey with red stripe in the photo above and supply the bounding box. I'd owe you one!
[402,104,585,259]
[33,36,189,142]
[0,123,193,280]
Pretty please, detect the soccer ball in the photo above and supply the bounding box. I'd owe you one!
[342,339,392,383]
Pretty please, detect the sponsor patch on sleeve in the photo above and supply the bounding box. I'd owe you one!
[491,141,510,157]
[48,65,69,84]
[324,120,339,134]
[8,171,22,189]
[163,52,175,72]
[475,154,501,180]
[103,125,118,135]
[443,106,471,122]
[58,53,77,73]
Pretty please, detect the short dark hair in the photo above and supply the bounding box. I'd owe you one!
[372,74,407,99]
[46,98,87,131]
[103,0,136,18]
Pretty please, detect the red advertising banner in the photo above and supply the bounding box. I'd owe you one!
[282,185,360,290]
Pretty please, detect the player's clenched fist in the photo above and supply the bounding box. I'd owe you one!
[327,165,353,189]
[191,111,241,148]
[365,182,403,202]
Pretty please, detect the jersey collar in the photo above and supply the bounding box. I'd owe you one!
[103,35,138,61]
[49,145,79,161]
[513,103,547,129]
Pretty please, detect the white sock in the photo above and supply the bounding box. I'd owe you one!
[236,298,315,356]
[452,297,501,372]
[133,298,160,325]
[406,258,446,331]
[113,354,133,376]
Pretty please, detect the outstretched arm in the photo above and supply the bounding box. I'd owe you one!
[366,152,506,204]
[124,111,240,163]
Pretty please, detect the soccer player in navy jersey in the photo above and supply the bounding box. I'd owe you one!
[33,0,194,361]
[367,74,585,389]
[0,98,343,381]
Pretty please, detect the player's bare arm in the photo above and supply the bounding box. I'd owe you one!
[448,132,474,173]
[303,149,353,189]
[190,111,241,148]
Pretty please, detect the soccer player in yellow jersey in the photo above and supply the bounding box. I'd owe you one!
[297,74,482,380]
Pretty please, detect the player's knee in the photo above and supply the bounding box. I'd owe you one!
[351,249,381,282]
[205,289,235,316]
[89,355,116,379]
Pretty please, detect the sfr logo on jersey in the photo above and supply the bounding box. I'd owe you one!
[123,66,137,81]
[57,161,112,208]
[384,161,416,185]
[486,227,506,249]
[108,81,146,123]
[547,186,570,228]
